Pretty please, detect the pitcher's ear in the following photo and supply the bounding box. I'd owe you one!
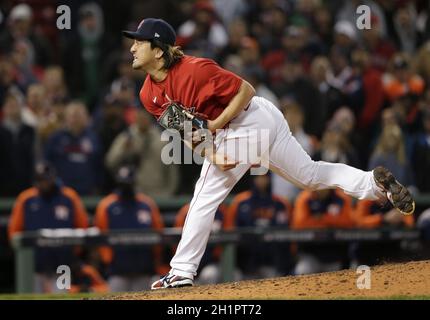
[154,47,164,59]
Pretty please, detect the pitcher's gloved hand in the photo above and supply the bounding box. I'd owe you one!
[158,102,208,132]
[158,102,210,145]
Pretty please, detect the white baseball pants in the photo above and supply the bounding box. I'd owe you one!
[170,96,383,279]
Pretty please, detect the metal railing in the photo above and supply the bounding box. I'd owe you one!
[2,193,430,213]
[11,226,423,293]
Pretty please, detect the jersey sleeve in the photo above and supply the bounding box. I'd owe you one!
[194,59,243,106]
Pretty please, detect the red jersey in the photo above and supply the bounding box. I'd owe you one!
[139,55,243,120]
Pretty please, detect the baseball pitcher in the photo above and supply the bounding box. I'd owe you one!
[122,18,415,289]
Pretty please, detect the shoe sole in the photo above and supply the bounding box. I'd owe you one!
[151,280,194,290]
[152,283,193,290]
[373,166,415,215]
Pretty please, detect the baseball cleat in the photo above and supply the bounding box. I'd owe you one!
[151,273,194,290]
[373,166,415,216]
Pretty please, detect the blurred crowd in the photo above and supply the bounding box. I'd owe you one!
[1,0,430,293]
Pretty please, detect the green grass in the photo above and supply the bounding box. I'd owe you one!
[1,293,429,300]
[0,292,108,300]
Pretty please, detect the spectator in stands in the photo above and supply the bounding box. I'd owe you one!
[272,101,315,201]
[93,77,139,161]
[175,203,229,284]
[10,39,40,91]
[0,89,35,196]
[308,55,338,136]
[221,54,244,77]
[36,96,67,153]
[44,101,102,195]
[0,3,53,67]
[61,2,114,109]
[314,122,360,168]
[411,107,430,193]
[28,67,68,154]
[361,14,396,71]
[271,57,325,137]
[292,188,354,275]
[383,54,425,131]
[21,83,58,159]
[327,106,365,168]
[177,0,228,58]
[336,0,388,38]
[352,198,415,267]
[368,123,414,188]
[326,46,363,116]
[380,107,401,127]
[225,174,292,279]
[333,20,357,57]
[237,36,261,69]
[241,65,279,107]
[392,3,419,54]
[105,77,139,126]
[413,41,430,85]
[247,3,289,54]
[217,18,249,64]
[21,83,46,129]
[8,162,89,293]
[313,5,333,53]
[42,66,68,107]
[350,49,384,132]
[105,108,178,198]
[94,97,128,193]
[94,165,166,292]
[262,25,312,86]
[293,0,322,26]
[102,36,136,86]
[383,54,425,103]
[0,57,18,108]
[212,0,247,28]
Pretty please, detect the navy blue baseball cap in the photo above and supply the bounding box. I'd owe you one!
[115,165,136,184]
[34,162,56,181]
[122,18,176,46]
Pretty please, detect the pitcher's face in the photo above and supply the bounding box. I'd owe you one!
[130,40,156,70]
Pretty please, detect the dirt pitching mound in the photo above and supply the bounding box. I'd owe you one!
[110,260,430,299]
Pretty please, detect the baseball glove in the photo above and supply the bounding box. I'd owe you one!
[158,102,208,134]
